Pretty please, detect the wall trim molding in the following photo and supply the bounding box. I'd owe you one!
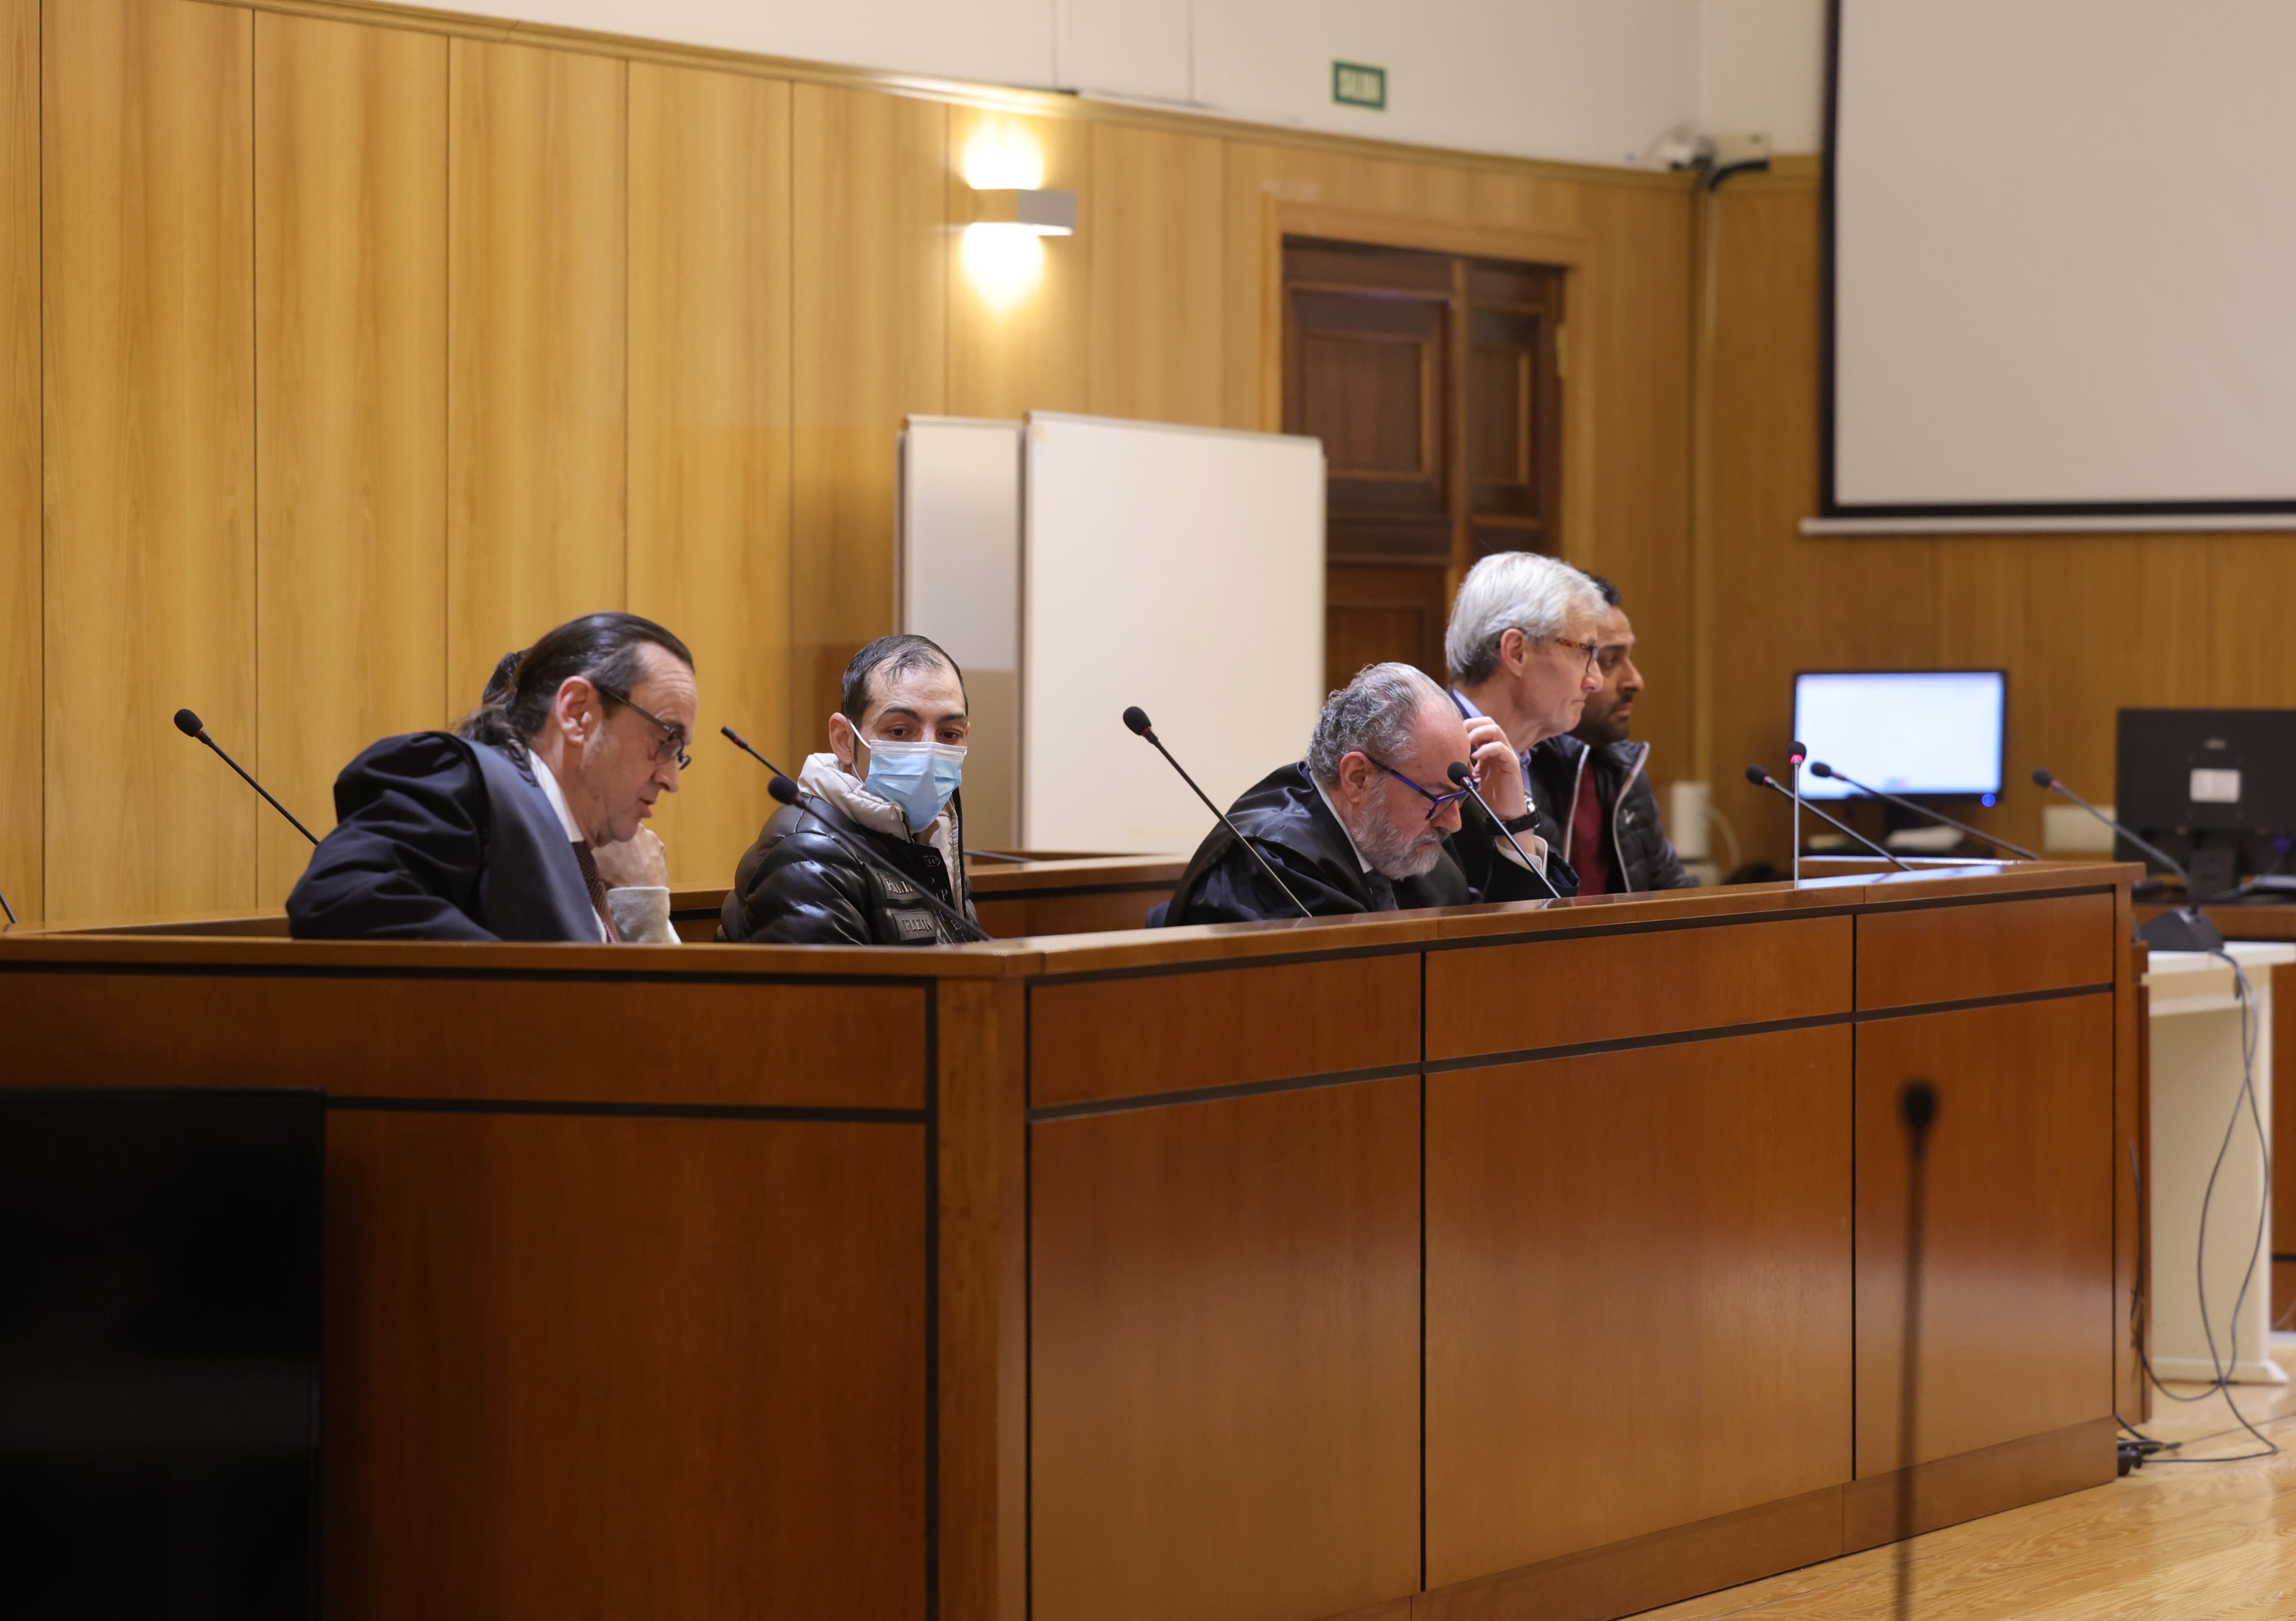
[192,0,1698,195]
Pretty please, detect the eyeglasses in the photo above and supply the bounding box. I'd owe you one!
[594,682,692,770]
[1550,636,1603,675]
[1363,754,1473,821]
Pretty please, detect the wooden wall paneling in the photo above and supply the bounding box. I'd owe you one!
[791,84,946,736]
[626,62,791,888]
[1424,1026,1854,1585]
[946,107,1090,420]
[1030,1076,1421,1621]
[1854,994,2117,1474]
[934,974,1030,1621]
[2205,535,2296,707]
[0,0,34,923]
[326,1110,928,1620]
[43,0,256,922]
[1577,182,1693,788]
[254,13,448,906]
[1853,892,2117,1010]
[1029,952,1420,1108]
[1086,122,1225,428]
[0,964,931,1111]
[1700,177,1937,867]
[445,36,626,710]
[1424,914,1852,1061]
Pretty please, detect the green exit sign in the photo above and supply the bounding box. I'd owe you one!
[1332,61,1387,109]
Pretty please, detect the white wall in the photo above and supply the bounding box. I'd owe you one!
[1698,0,1828,154]
[431,0,1708,169]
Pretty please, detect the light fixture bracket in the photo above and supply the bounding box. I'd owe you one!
[969,187,1077,236]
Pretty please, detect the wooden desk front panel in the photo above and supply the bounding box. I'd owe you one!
[326,1109,926,1621]
[1030,1077,1420,1621]
[1028,952,1419,1108]
[1854,995,2115,1474]
[0,967,926,1110]
[1854,893,2116,1011]
[1423,916,1852,1063]
[1424,1026,1855,1586]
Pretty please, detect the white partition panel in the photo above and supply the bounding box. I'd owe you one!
[898,418,1024,846]
[1021,414,1324,854]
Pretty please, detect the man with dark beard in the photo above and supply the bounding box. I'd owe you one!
[1529,575,1695,893]
[1163,662,1560,925]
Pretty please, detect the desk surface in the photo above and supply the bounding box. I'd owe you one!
[0,862,2144,1621]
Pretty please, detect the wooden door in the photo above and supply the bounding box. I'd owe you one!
[1283,239,1563,692]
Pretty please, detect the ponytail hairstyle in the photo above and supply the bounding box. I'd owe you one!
[457,612,695,754]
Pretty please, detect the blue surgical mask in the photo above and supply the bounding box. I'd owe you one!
[861,739,967,832]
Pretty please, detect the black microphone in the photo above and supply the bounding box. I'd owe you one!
[1444,759,1563,901]
[719,726,991,944]
[1787,739,1808,885]
[2032,767,2223,950]
[1893,1078,1938,1621]
[174,708,317,845]
[1745,763,1910,871]
[1809,761,2040,861]
[0,881,15,927]
[1122,706,1313,921]
[764,775,991,944]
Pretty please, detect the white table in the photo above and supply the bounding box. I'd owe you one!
[2146,941,2292,1384]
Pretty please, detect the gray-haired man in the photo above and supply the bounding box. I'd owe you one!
[1163,662,1558,925]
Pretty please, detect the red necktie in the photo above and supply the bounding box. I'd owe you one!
[571,841,622,941]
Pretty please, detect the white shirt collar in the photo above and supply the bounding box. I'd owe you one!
[1312,777,1375,875]
[528,752,586,845]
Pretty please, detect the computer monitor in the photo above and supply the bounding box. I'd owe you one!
[2116,709,2296,892]
[0,1088,323,1619]
[1792,671,2007,800]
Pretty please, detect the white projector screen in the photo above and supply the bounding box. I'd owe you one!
[1828,0,2296,520]
[1020,414,1324,855]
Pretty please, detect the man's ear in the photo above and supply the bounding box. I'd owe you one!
[828,712,859,773]
[554,677,598,742]
[1499,627,1529,674]
[1337,751,1373,797]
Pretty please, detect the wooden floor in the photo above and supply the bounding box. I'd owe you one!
[1642,1369,2296,1620]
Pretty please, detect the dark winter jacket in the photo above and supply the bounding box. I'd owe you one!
[718,784,978,946]
[1528,736,1695,894]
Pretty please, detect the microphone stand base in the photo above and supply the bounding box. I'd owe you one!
[2136,906,2223,953]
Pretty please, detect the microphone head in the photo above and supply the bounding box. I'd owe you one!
[1445,760,1472,787]
[173,708,205,740]
[1899,1079,1938,1131]
[1808,761,1835,779]
[1788,740,1808,764]
[1743,763,1769,786]
[2031,767,2055,789]
[720,723,743,745]
[1122,706,1152,737]
[767,774,800,806]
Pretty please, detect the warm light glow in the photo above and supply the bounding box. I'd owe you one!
[961,124,1044,191]
[960,223,1044,312]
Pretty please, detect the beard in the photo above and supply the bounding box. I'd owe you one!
[1355,811,1448,881]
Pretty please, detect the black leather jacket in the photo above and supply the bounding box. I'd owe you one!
[1528,736,1695,893]
[717,790,978,946]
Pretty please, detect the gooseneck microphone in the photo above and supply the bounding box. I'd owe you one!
[173,708,317,845]
[720,726,991,944]
[1122,706,1313,921]
[0,882,15,927]
[2032,767,2224,950]
[763,776,991,944]
[1809,762,2040,862]
[1788,740,1808,885]
[1745,763,1911,872]
[1444,759,1563,901]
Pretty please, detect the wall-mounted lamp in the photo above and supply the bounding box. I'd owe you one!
[968,188,1077,236]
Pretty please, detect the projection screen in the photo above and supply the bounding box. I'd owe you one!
[1826,0,2296,523]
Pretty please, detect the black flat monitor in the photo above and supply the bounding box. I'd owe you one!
[1792,670,2007,801]
[2116,708,2296,892]
[0,1088,323,1619]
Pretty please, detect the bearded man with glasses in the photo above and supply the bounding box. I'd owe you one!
[289,612,696,943]
[1163,662,1558,926]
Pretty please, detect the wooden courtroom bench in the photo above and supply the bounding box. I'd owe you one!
[0,861,2143,1621]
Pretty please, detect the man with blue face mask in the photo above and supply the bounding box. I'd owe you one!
[717,633,982,946]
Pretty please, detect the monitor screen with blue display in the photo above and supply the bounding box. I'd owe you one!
[1792,671,2006,800]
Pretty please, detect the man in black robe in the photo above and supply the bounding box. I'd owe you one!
[1165,662,1566,925]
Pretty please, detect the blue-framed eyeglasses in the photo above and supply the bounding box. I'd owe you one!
[1364,754,1472,821]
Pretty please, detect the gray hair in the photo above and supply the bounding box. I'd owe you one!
[1306,662,1444,790]
[1444,552,1606,685]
